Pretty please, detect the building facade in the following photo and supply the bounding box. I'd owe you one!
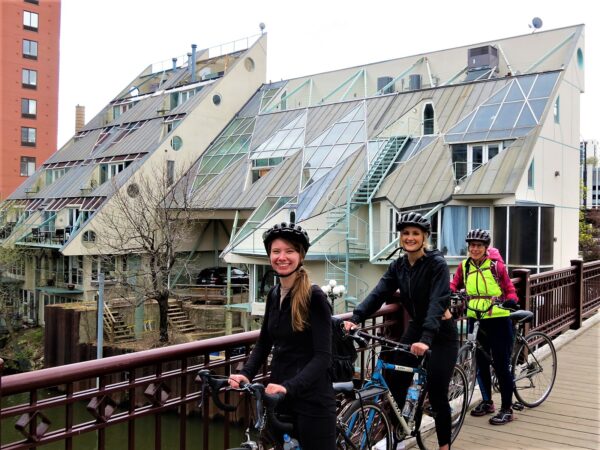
[0,25,586,327]
[0,0,61,200]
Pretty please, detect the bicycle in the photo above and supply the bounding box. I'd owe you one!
[197,369,361,450]
[454,292,558,409]
[339,330,468,450]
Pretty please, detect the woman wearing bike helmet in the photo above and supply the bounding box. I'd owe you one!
[450,229,518,425]
[229,222,336,449]
[344,212,458,450]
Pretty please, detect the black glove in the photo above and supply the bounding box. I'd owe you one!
[502,299,518,310]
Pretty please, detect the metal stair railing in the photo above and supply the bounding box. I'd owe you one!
[102,304,117,343]
[351,135,410,204]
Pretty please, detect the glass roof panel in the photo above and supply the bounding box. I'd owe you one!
[322,123,347,145]
[492,101,524,130]
[515,104,537,128]
[516,76,536,98]
[484,85,510,105]
[510,127,533,138]
[528,99,548,121]
[193,116,255,190]
[504,82,525,102]
[468,105,499,132]
[529,72,559,99]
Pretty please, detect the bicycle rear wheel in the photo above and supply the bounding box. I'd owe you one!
[416,365,468,450]
[457,344,477,406]
[512,331,557,407]
[338,399,391,450]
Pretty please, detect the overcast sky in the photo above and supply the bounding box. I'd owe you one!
[58,0,598,148]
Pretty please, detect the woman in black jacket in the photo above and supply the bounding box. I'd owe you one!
[344,212,458,450]
[229,222,336,450]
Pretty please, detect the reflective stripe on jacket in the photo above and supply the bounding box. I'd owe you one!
[462,259,510,319]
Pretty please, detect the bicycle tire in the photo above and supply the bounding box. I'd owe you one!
[457,344,477,406]
[416,365,468,450]
[512,331,557,407]
[338,399,391,450]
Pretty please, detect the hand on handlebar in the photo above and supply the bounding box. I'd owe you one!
[343,320,358,332]
[228,374,250,389]
[265,383,287,396]
[411,342,429,356]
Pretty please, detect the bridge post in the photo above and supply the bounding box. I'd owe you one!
[570,259,584,330]
[513,268,531,334]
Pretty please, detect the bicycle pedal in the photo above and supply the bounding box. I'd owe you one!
[512,401,525,411]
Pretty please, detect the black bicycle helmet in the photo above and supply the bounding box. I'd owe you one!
[396,212,431,233]
[263,222,310,253]
[465,229,491,245]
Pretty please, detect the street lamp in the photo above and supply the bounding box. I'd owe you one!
[320,279,346,312]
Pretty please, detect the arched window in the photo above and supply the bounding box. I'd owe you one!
[423,103,434,135]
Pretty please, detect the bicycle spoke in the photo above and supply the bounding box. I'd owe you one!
[512,332,557,407]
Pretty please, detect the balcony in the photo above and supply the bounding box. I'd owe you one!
[18,226,72,248]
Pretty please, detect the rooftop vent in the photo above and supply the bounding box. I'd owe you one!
[377,76,394,94]
[467,45,499,71]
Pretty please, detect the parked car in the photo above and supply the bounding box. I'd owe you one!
[196,266,249,287]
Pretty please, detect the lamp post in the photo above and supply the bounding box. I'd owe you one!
[320,279,346,314]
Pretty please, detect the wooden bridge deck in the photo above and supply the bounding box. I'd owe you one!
[453,313,600,450]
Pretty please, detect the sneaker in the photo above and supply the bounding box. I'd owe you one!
[489,408,513,425]
[470,400,495,417]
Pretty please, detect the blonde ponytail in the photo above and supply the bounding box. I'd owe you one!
[291,263,311,332]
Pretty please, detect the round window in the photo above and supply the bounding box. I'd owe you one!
[127,183,140,198]
[577,48,584,70]
[212,94,221,106]
[171,135,183,151]
[244,57,255,72]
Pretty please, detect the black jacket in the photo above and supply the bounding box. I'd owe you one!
[240,284,335,415]
[350,249,451,346]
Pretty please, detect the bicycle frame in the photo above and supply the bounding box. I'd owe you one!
[347,334,428,442]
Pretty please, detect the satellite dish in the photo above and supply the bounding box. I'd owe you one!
[529,17,543,31]
[259,22,266,34]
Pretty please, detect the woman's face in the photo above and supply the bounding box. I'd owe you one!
[269,238,301,276]
[468,241,487,261]
[400,226,426,252]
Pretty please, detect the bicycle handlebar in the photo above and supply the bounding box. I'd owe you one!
[350,329,431,361]
[196,370,294,435]
[196,369,237,412]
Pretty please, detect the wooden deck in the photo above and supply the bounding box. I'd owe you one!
[453,313,600,450]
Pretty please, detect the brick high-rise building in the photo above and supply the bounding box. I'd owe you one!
[0,0,61,199]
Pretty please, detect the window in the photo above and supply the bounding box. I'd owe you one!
[167,160,175,186]
[21,127,36,146]
[22,39,38,59]
[423,103,434,135]
[23,11,38,31]
[22,69,37,88]
[451,141,506,180]
[99,161,132,183]
[528,160,535,189]
[440,205,490,256]
[25,0,40,4]
[553,96,560,124]
[20,156,36,176]
[21,98,37,118]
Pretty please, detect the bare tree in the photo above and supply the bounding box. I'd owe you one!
[94,158,203,342]
[0,246,34,369]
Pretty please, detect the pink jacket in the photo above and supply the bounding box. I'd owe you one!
[450,251,518,302]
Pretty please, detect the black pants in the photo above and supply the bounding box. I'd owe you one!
[474,317,514,409]
[295,413,336,450]
[383,320,459,447]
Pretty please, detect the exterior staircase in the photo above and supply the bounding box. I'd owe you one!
[167,303,197,334]
[103,306,135,343]
[321,136,410,312]
[351,136,410,204]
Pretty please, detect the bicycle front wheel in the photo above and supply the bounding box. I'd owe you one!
[338,399,391,450]
[416,365,468,450]
[457,344,477,406]
[512,331,557,407]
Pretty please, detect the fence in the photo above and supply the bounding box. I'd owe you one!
[1,260,599,449]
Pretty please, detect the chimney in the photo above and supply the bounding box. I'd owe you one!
[190,44,197,82]
[75,105,85,133]
[172,57,177,71]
